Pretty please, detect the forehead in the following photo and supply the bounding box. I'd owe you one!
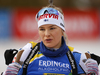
[39,24,58,28]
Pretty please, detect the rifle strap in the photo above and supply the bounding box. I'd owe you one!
[66,50,77,75]
[22,43,40,75]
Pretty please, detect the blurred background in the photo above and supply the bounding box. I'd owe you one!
[0,0,100,73]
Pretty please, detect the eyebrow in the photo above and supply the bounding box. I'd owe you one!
[50,25,56,27]
[39,25,56,28]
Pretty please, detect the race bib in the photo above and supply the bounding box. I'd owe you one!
[44,73,65,75]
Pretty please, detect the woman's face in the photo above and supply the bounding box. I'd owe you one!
[39,24,63,48]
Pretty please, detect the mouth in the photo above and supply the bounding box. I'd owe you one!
[45,39,52,42]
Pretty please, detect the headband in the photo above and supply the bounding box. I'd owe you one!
[36,7,65,31]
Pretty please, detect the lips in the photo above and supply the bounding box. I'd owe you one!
[45,39,52,42]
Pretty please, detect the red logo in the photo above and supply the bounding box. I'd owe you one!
[38,14,58,20]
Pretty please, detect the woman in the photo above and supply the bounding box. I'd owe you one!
[3,3,99,75]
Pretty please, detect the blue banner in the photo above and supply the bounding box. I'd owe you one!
[0,9,12,39]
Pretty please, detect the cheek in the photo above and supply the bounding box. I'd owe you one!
[53,31,62,42]
[54,30,63,38]
[54,33,62,40]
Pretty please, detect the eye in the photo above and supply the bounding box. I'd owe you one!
[39,28,45,31]
[50,27,56,30]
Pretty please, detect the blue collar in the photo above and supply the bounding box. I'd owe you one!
[40,37,69,57]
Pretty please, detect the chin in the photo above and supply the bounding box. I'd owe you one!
[44,43,53,48]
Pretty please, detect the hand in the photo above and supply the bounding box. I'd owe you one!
[4,49,18,65]
[4,62,22,75]
[84,59,99,75]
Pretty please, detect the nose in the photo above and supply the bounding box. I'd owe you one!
[45,29,50,37]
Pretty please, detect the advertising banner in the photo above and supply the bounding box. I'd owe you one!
[13,8,99,40]
[63,9,99,40]
[0,9,12,39]
[13,8,39,40]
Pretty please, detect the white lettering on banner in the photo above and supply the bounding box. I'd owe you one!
[65,16,95,34]
[39,60,69,68]
[17,16,38,34]
[38,14,58,20]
